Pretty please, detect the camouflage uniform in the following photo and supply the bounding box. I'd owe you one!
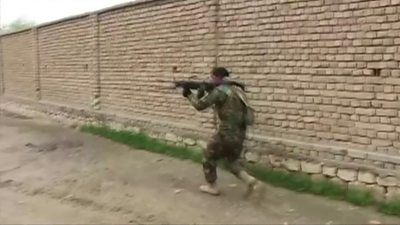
[187,83,248,184]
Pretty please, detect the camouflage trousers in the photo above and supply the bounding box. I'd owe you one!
[202,131,246,184]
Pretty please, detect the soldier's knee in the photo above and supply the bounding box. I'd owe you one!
[204,145,218,160]
[226,161,242,176]
[229,167,242,176]
[202,149,213,161]
[202,157,216,167]
[206,141,216,152]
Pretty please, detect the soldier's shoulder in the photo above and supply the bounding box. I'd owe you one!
[216,84,232,95]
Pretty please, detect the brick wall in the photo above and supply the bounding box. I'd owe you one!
[0,37,3,94]
[38,17,93,107]
[1,31,36,99]
[217,0,400,171]
[1,0,400,194]
[97,0,215,129]
[219,0,400,153]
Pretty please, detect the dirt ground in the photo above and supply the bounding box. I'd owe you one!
[0,111,399,224]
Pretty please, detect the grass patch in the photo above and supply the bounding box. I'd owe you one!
[246,164,348,201]
[81,124,202,163]
[345,189,376,206]
[379,201,400,217]
[81,124,400,218]
[246,164,312,192]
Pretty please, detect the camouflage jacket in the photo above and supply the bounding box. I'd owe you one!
[187,84,247,136]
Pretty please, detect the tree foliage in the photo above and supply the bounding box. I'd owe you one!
[1,18,36,34]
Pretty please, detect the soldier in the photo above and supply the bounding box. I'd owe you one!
[182,67,261,196]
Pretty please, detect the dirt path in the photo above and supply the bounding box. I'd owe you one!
[0,113,399,224]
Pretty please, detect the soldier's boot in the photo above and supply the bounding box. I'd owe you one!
[199,183,220,196]
[237,171,263,197]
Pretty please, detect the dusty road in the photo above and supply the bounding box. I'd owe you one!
[0,112,399,224]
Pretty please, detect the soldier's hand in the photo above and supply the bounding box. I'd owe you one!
[182,87,191,97]
[197,87,205,98]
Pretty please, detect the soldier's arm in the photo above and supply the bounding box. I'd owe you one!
[187,88,226,111]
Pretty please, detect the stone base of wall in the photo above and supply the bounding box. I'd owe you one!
[1,96,400,202]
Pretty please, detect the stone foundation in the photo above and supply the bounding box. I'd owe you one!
[2,96,400,202]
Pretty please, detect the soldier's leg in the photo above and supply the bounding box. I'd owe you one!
[202,150,217,185]
[226,159,256,185]
[226,158,265,197]
[224,138,261,196]
[199,134,222,195]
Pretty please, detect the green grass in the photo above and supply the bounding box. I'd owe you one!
[379,201,400,217]
[246,164,347,200]
[81,124,400,218]
[81,124,202,164]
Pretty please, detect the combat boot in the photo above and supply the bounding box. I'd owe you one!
[237,171,262,197]
[199,183,220,196]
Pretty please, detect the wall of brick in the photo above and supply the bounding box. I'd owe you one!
[1,0,400,196]
[1,31,36,99]
[37,16,93,107]
[0,37,3,94]
[217,0,400,170]
[97,0,216,130]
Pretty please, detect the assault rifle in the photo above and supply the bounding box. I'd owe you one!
[173,80,246,92]
[173,80,246,98]
[157,75,246,97]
